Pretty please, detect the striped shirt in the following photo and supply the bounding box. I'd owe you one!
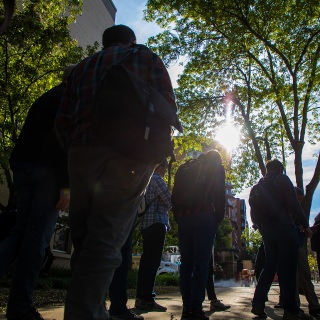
[55,44,176,148]
[140,172,171,232]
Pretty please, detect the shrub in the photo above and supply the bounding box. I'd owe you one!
[155,273,179,286]
[127,269,139,289]
[49,266,72,278]
[127,269,179,288]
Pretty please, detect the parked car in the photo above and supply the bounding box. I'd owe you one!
[156,260,180,275]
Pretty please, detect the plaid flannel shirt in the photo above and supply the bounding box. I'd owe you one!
[55,44,176,148]
[139,172,171,232]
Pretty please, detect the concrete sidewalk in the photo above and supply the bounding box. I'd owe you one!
[1,284,319,319]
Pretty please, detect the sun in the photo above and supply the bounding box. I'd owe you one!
[215,122,241,153]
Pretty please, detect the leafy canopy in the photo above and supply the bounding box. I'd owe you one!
[144,0,320,217]
[0,0,98,209]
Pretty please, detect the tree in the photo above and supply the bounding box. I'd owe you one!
[144,0,320,219]
[241,227,262,258]
[308,253,318,280]
[215,216,233,249]
[0,0,98,210]
[0,0,15,34]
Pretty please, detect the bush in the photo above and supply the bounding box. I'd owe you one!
[127,269,179,288]
[49,266,72,278]
[127,269,139,289]
[155,273,179,286]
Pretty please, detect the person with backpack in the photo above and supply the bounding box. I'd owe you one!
[250,159,311,320]
[257,187,320,318]
[292,188,320,318]
[55,25,180,320]
[172,150,226,320]
[135,159,171,313]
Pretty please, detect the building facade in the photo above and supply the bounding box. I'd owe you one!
[69,0,116,48]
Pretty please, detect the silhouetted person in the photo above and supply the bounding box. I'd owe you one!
[55,25,177,320]
[135,159,171,312]
[251,159,310,320]
[0,65,73,320]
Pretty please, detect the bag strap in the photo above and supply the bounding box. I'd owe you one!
[134,196,158,229]
[137,196,157,218]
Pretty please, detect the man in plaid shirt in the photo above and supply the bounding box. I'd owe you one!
[55,25,176,320]
[135,159,171,312]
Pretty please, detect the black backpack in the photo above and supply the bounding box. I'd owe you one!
[171,159,212,214]
[92,46,183,164]
[249,176,281,225]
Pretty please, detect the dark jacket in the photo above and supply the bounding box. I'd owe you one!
[202,164,226,224]
[10,83,68,189]
[262,173,308,227]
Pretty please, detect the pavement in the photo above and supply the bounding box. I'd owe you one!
[1,283,320,320]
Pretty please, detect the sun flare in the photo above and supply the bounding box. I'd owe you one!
[215,122,241,153]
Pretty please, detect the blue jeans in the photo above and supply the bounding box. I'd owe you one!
[253,223,300,313]
[108,221,135,315]
[206,254,217,301]
[136,223,166,300]
[0,166,59,318]
[177,212,218,310]
[64,146,153,320]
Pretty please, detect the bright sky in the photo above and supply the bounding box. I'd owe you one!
[112,0,320,224]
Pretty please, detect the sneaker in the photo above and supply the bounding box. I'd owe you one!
[110,308,144,320]
[134,298,167,312]
[7,306,45,320]
[210,299,231,311]
[251,306,267,318]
